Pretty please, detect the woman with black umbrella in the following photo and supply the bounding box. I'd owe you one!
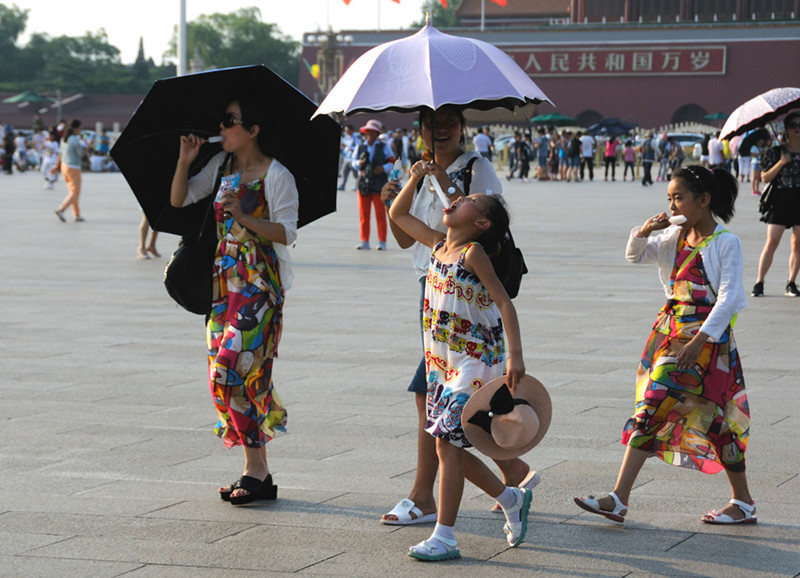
[751,111,800,298]
[170,94,299,505]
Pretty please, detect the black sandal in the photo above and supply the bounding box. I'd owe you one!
[219,478,243,502]
[228,474,278,505]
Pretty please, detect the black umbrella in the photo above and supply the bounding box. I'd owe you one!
[739,128,770,154]
[586,118,637,138]
[111,65,340,235]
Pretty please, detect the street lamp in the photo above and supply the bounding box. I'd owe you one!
[307,29,353,96]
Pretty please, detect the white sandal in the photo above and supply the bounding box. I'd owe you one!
[408,536,461,561]
[573,491,628,523]
[381,498,437,526]
[701,499,757,524]
[502,487,533,547]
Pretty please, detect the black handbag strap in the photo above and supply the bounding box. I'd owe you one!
[195,153,232,242]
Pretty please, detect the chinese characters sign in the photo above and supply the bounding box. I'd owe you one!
[507,45,726,76]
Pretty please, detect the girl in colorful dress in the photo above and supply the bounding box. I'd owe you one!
[389,163,532,561]
[170,95,298,505]
[574,165,755,525]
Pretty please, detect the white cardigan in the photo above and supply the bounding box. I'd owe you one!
[183,152,298,290]
[626,223,746,341]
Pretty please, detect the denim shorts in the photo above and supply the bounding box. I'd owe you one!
[407,276,428,394]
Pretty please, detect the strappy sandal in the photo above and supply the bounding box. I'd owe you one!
[502,487,533,547]
[701,499,757,524]
[224,474,278,505]
[408,536,461,561]
[573,491,628,523]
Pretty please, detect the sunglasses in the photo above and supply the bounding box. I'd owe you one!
[221,112,245,128]
[786,122,800,130]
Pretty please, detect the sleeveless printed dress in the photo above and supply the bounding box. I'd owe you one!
[207,169,288,449]
[423,241,505,447]
[622,234,750,473]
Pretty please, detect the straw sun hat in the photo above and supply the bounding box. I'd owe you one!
[462,374,552,460]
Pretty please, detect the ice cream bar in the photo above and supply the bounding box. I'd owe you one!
[669,215,687,225]
[207,136,223,143]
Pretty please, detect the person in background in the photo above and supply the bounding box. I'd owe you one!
[472,126,494,161]
[55,119,86,222]
[751,112,800,298]
[353,119,394,250]
[338,124,358,191]
[137,212,160,260]
[40,127,60,189]
[622,139,636,181]
[604,135,619,181]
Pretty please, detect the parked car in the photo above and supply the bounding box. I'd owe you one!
[667,132,705,160]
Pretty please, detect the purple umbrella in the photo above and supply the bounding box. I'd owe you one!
[312,20,553,118]
[719,87,800,141]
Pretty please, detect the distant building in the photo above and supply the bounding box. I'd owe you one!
[299,0,800,129]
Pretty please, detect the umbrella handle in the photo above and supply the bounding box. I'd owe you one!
[428,174,451,208]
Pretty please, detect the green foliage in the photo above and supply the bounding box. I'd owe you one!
[413,0,462,28]
[0,3,299,94]
[164,7,300,84]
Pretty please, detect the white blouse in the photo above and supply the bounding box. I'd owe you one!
[183,152,298,290]
[626,223,746,341]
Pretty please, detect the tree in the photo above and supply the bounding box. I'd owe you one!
[165,7,300,84]
[413,0,462,28]
[0,3,28,84]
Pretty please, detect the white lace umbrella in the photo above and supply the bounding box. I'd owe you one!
[719,87,800,141]
[312,20,553,118]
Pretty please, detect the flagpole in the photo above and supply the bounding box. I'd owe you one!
[177,0,187,76]
[377,0,381,32]
[481,0,485,31]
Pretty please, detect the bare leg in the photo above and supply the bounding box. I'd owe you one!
[382,393,437,521]
[494,457,530,486]
[593,445,650,511]
[228,445,269,499]
[138,214,149,258]
[435,439,465,527]
[788,226,800,283]
[756,224,785,283]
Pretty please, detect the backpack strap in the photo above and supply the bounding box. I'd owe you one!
[462,156,479,195]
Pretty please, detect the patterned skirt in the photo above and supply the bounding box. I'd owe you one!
[622,306,750,474]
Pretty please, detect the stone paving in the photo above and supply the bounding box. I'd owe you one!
[1,168,799,577]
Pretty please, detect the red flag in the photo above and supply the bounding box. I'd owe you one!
[440,0,447,8]
[342,0,351,5]
[393,0,401,3]
[490,0,507,5]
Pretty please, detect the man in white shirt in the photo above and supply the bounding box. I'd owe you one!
[708,132,725,168]
[579,132,596,181]
[472,127,494,161]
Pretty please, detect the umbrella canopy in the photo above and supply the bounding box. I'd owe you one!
[2,91,52,104]
[586,118,637,138]
[739,127,771,154]
[111,65,340,235]
[719,87,800,141]
[530,112,576,126]
[312,20,553,118]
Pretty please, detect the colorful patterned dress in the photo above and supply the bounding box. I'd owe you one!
[424,241,505,447]
[622,235,750,474]
[208,170,288,449]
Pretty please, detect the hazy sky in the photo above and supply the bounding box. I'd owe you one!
[12,0,435,63]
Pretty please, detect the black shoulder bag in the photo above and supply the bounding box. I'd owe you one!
[163,154,231,315]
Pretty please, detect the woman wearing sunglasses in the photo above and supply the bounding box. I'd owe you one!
[751,111,800,298]
[170,96,299,505]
